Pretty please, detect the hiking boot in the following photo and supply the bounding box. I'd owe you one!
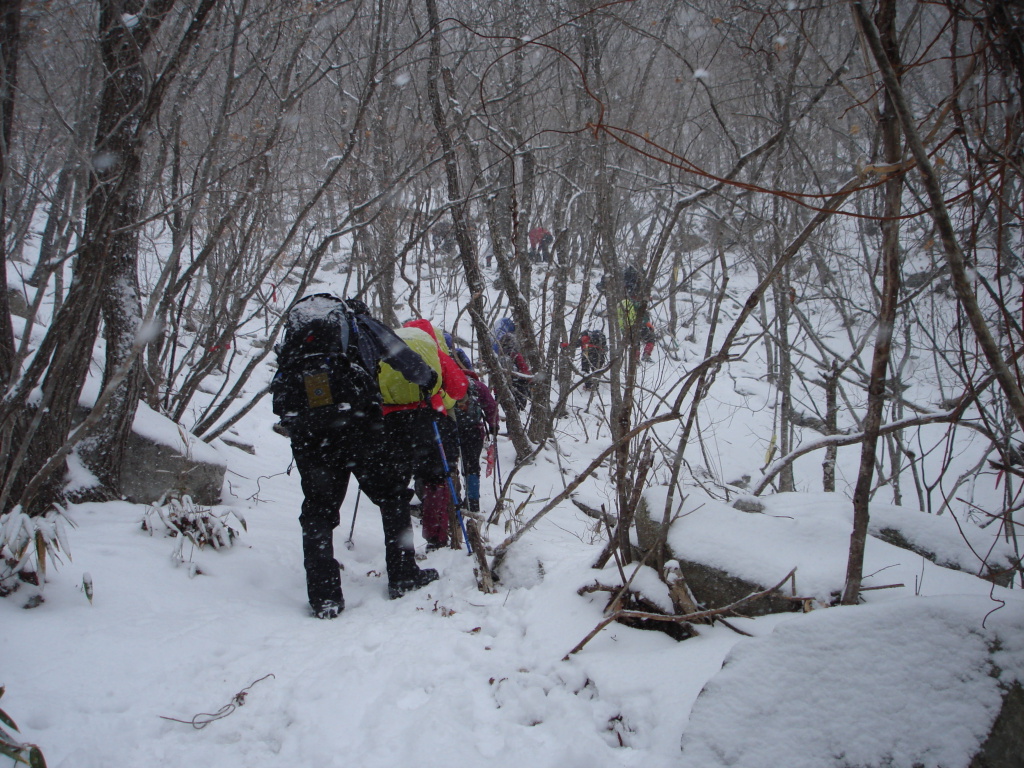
[388,568,439,599]
[312,599,343,620]
[425,540,447,553]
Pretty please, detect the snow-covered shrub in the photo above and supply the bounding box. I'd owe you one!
[141,495,246,572]
[0,506,73,597]
[0,686,47,767]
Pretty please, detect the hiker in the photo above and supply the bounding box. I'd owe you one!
[492,316,516,354]
[598,264,656,363]
[618,297,657,363]
[407,319,468,547]
[491,317,532,410]
[379,318,468,551]
[597,263,642,295]
[270,294,440,619]
[431,221,455,258]
[445,340,500,514]
[578,328,608,389]
[622,264,642,297]
[500,333,532,410]
[528,226,553,263]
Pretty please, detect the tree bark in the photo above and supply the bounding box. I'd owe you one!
[0,0,22,390]
[843,0,903,605]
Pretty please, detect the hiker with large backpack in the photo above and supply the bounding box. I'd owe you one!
[271,294,440,618]
[379,318,468,551]
[618,297,657,363]
[447,343,499,514]
[578,328,608,389]
[491,318,532,410]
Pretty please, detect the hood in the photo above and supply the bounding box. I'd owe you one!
[403,318,448,353]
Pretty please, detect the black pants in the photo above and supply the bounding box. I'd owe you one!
[456,412,484,477]
[386,409,462,541]
[291,417,418,611]
[582,347,606,375]
[383,409,448,485]
[511,379,530,410]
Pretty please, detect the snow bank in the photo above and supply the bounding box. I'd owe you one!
[681,595,1024,768]
[659,488,1013,603]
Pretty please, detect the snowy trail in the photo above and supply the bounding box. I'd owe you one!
[5,322,1023,767]
[3,473,740,768]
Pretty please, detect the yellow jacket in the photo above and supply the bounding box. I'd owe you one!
[378,327,443,410]
[617,298,650,329]
[402,319,467,412]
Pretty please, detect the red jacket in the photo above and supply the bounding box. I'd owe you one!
[528,227,550,249]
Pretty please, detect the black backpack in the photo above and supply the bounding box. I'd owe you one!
[586,329,607,350]
[271,295,381,433]
[456,379,484,428]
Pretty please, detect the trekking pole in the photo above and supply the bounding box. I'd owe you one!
[344,490,361,550]
[429,418,473,555]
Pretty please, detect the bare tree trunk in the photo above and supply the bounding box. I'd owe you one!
[83,0,224,494]
[0,0,22,389]
[822,360,839,492]
[843,0,902,605]
[423,0,532,460]
[774,258,796,492]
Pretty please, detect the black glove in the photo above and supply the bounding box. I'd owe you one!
[420,386,434,405]
[425,369,439,391]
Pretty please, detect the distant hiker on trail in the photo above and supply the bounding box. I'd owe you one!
[597,263,642,299]
[430,221,455,258]
[492,317,532,410]
[618,297,657,363]
[599,263,656,364]
[270,294,440,619]
[528,226,554,263]
[578,328,607,389]
[379,319,468,552]
[445,338,499,514]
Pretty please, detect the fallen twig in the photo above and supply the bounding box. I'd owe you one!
[160,674,275,730]
[858,583,904,592]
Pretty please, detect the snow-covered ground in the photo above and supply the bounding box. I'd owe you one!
[4,261,1024,767]
[3,382,1023,767]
